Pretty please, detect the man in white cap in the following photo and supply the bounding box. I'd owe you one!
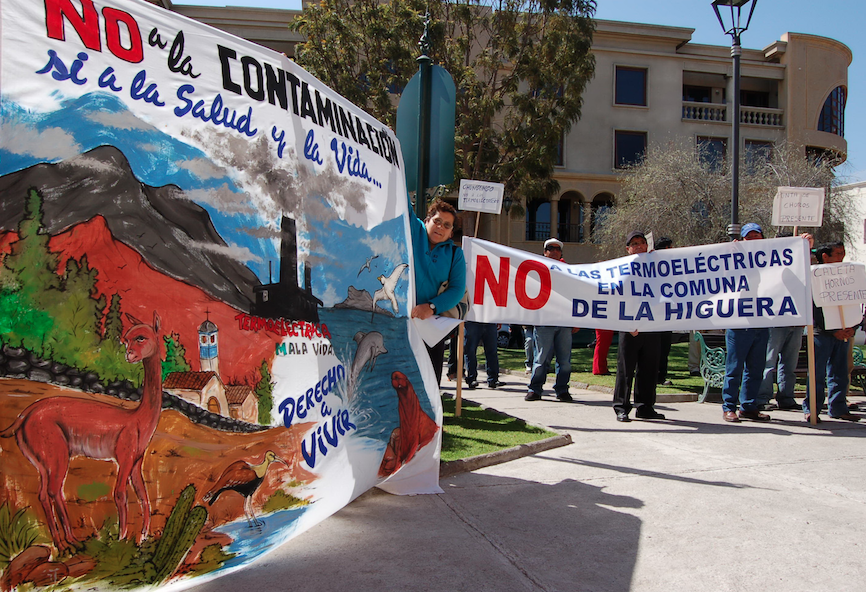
[525,238,574,402]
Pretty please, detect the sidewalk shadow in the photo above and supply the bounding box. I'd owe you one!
[187,473,643,592]
[440,472,643,592]
[548,416,866,438]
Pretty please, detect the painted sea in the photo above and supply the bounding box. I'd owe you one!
[203,307,434,579]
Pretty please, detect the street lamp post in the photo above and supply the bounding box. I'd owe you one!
[712,0,757,241]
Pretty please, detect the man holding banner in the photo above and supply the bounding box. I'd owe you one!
[525,238,574,402]
[612,231,666,422]
[722,223,772,423]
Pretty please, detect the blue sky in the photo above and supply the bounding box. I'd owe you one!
[177,0,866,185]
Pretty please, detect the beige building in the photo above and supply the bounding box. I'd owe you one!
[153,2,851,262]
[226,385,259,424]
[840,181,866,264]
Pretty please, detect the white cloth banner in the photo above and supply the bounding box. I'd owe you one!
[0,0,441,589]
[463,237,813,331]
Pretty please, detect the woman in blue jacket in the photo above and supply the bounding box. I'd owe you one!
[409,198,466,385]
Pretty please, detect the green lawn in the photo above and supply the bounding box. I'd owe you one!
[494,341,707,395]
[440,396,558,462]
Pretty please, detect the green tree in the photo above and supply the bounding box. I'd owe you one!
[162,332,191,380]
[594,141,852,259]
[290,0,596,207]
[255,359,274,425]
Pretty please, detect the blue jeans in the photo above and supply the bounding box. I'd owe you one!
[722,328,769,413]
[803,332,850,417]
[529,326,571,396]
[757,326,802,407]
[465,322,499,386]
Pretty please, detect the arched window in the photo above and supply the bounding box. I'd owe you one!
[526,200,551,241]
[818,86,846,137]
[559,191,584,243]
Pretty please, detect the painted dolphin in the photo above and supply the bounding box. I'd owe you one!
[349,331,388,398]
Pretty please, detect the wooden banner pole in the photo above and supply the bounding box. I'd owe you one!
[456,322,464,417]
[807,324,818,425]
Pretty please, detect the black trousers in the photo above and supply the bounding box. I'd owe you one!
[657,331,673,382]
[613,331,661,414]
[427,338,447,386]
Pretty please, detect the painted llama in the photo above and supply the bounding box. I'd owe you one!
[1,312,164,549]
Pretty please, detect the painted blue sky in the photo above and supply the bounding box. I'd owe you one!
[0,91,410,313]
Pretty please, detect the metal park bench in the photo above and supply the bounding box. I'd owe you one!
[697,331,866,403]
[694,332,726,403]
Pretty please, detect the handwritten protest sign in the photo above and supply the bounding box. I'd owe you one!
[771,186,824,227]
[810,263,866,330]
[811,263,866,307]
[458,179,505,214]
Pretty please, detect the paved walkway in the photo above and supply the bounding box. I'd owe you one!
[190,371,866,592]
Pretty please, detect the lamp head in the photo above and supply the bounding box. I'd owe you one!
[712,0,757,41]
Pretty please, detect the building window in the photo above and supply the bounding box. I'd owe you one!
[818,86,846,137]
[615,66,647,106]
[614,131,646,169]
[745,140,773,172]
[697,136,727,173]
[555,131,565,167]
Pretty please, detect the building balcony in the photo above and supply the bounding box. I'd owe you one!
[682,101,784,128]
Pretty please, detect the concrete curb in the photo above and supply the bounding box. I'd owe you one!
[439,433,573,478]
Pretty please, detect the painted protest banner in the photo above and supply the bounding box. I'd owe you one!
[464,237,813,331]
[771,186,824,227]
[458,179,504,214]
[811,262,866,330]
[0,0,441,589]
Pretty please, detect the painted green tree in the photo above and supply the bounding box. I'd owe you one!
[48,255,106,370]
[290,0,597,207]
[162,332,192,380]
[255,359,274,425]
[96,292,134,383]
[0,188,58,354]
[0,188,136,384]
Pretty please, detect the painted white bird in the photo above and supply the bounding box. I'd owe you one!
[372,263,408,318]
[357,254,379,277]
